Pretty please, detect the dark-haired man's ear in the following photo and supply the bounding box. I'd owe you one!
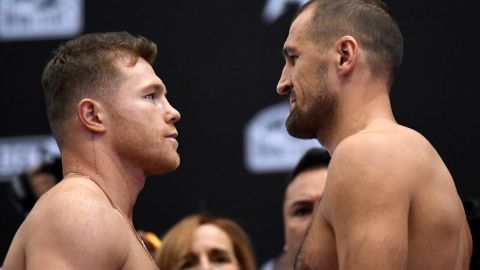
[335,36,357,76]
[77,99,106,133]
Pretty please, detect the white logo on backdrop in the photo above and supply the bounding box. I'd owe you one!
[262,0,309,23]
[0,0,83,41]
[0,135,60,181]
[244,101,322,173]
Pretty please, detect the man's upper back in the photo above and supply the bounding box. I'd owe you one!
[296,120,472,270]
[3,178,157,270]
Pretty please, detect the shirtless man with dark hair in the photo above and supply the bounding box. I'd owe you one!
[276,0,472,269]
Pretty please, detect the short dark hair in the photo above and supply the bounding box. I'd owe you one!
[41,31,157,146]
[290,147,331,181]
[295,0,403,84]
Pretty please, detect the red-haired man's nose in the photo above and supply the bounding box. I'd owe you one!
[166,100,181,124]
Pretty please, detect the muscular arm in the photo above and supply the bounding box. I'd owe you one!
[322,135,415,270]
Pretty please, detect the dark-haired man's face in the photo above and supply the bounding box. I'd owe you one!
[283,167,328,268]
[285,63,337,139]
[277,7,338,140]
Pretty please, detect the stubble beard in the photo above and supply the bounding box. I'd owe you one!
[286,63,337,140]
[109,108,180,176]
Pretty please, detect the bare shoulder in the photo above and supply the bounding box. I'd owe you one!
[18,177,128,268]
[333,122,437,179]
[322,122,437,217]
[317,122,469,269]
[28,177,117,234]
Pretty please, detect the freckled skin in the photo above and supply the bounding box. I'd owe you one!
[4,56,181,270]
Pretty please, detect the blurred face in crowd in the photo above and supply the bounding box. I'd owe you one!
[28,172,57,198]
[283,167,328,267]
[176,224,241,270]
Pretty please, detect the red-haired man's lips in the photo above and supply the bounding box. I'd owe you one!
[166,132,178,139]
[166,132,178,146]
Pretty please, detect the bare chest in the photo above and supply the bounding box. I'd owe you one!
[122,238,158,270]
[296,213,338,270]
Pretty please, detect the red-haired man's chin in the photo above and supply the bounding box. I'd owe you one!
[146,156,180,176]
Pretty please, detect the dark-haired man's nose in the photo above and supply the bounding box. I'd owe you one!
[277,66,293,95]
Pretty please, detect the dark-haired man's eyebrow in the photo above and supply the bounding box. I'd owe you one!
[283,46,299,60]
[291,200,314,209]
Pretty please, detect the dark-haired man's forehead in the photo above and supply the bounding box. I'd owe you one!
[287,5,318,48]
[290,4,315,34]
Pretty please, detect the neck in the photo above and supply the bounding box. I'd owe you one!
[61,137,146,219]
[318,82,395,153]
